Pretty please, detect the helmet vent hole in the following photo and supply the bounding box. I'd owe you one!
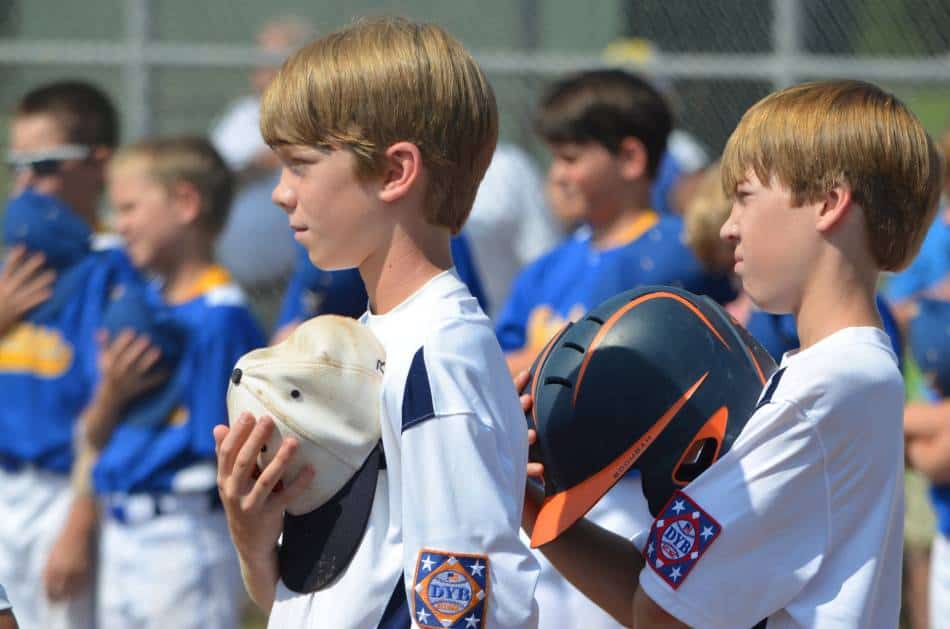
[586,315,605,325]
[563,342,585,353]
[674,437,718,484]
[544,376,573,389]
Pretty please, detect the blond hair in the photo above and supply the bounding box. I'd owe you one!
[259,16,498,234]
[109,136,233,236]
[684,162,732,274]
[722,80,943,271]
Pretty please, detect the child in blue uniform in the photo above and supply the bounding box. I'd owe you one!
[496,70,734,377]
[77,137,265,629]
[896,135,950,626]
[0,81,135,629]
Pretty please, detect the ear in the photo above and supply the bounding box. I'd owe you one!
[814,182,853,233]
[617,136,648,181]
[171,180,202,225]
[378,141,423,203]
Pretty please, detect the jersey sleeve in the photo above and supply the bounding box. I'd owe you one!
[638,399,829,628]
[398,330,540,628]
[188,306,265,457]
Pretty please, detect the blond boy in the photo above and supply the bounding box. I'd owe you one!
[519,80,942,628]
[213,18,540,628]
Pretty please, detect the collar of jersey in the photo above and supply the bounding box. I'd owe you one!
[586,210,659,251]
[169,265,233,305]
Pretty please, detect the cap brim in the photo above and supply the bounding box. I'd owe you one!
[278,443,382,593]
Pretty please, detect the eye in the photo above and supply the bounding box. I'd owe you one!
[291,389,301,400]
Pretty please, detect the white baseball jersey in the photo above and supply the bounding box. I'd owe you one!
[269,269,540,628]
[638,326,904,628]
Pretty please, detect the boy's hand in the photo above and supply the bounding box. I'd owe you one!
[213,414,315,565]
[514,370,545,480]
[95,328,167,408]
[515,370,546,534]
[0,245,56,334]
[42,494,97,601]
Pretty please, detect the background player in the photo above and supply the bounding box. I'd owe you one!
[0,81,135,629]
[77,136,265,628]
[520,79,941,628]
[496,69,734,377]
[214,17,540,627]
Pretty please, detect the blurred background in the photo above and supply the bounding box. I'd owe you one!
[0,2,948,628]
[0,0,948,175]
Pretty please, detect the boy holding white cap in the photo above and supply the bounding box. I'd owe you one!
[214,16,540,628]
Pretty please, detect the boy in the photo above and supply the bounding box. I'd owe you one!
[496,69,731,629]
[0,81,134,629]
[520,80,942,627]
[496,69,734,376]
[213,17,540,628]
[76,136,265,629]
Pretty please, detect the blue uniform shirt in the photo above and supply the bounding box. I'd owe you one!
[885,212,950,302]
[93,267,265,494]
[275,233,489,331]
[0,245,138,472]
[496,211,736,353]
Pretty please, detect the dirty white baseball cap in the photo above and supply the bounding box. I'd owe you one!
[226,314,385,592]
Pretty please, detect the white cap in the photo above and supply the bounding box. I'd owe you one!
[226,315,385,515]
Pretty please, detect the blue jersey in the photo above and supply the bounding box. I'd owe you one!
[885,212,950,302]
[0,245,138,472]
[496,211,735,353]
[93,267,265,494]
[745,295,904,371]
[275,233,489,331]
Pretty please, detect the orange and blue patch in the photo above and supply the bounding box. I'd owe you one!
[412,549,489,629]
[645,490,721,590]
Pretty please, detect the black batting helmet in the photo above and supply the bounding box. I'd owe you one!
[526,286,776,547]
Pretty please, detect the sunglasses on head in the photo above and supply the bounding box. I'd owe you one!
[6,144,92,176]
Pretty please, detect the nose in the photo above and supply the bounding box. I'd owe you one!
[720,203,740,243]
[271,168,296,213]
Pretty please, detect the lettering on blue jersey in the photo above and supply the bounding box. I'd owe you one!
[412,550,489,629]
[645,490,721,590]
[402,348,434,432]
[0,322,74,377]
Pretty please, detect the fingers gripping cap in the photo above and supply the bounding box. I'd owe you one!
[101,281,187,429]
[3,189,91,270]
[527,286,777,548]
[226,315,386,592]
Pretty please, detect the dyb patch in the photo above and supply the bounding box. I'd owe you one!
[412,549,489,628]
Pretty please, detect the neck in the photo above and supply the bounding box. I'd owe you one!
[794,244,880,351]
[360,223,452,315]
[157,244,217,304]
[590,205,656,249]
